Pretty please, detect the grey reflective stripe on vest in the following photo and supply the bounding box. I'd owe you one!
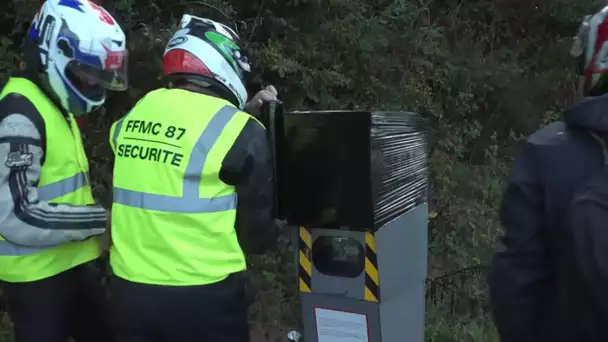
[38,172,88,201]
[0,173,88,255]
[0,240,52,256]
[113,105,239,213]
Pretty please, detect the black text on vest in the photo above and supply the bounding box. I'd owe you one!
[117,120,188,167]
[116,143,184,167]
[124,120,186,139]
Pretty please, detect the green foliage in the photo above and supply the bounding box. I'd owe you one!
[0,0,601,340]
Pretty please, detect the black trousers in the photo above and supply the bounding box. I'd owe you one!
[2,259,113,342]
[110,273,250,342]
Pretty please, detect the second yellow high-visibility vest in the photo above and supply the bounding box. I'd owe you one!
[0,77,102,283]
[109,88,253,286]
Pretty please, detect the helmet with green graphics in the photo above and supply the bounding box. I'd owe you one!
[163,14,251,109]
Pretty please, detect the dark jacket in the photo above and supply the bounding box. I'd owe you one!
[218,111,277,254]
[489,94,608,342]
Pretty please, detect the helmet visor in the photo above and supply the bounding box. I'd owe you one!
[65,47,129,92]
[571,15,591,58]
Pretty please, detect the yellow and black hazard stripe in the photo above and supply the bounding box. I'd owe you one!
[364,231,380,302]
[299,226,312,293]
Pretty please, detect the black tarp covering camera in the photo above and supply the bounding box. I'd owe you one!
[262,103,428,232]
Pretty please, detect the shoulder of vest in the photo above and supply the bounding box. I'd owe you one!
[236,110,264,128]
[0,92,46,146]
[157,88,230,108]
[231,115,267,147]
[234,109,250,118]
[141,88,166,100]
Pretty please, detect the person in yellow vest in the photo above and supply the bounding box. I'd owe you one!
[108,14,277,342]
[110,14,277,342]
[0,1,128,342]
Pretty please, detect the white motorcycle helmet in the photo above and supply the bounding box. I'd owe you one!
[26,0,128,116]
[163,14,251,109]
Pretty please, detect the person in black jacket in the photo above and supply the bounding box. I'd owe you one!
[489,6,608,342]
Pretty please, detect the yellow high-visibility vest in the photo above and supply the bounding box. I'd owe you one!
[109,88,252,286]
[0,77,101,282]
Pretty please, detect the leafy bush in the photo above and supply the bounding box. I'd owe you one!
[0,0,599,340]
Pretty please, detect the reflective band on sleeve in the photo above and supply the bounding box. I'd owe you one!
[38,172,88,201]
[0,240,53,256]
[112,117,125,148]
[113,105,239,213]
